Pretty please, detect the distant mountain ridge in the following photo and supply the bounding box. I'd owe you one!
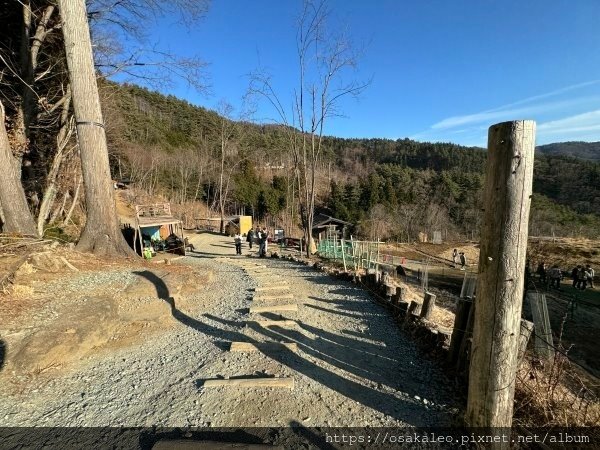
[536,141,600,161]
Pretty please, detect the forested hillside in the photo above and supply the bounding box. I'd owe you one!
[537,141,600,161]
[101,82,600,239]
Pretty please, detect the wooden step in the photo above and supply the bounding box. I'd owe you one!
[229,342,298,352]
[202,377,294,389]
[249,303,298,313]
[250,319,297,328]
[253,285,290,292]
[253,293,295,301]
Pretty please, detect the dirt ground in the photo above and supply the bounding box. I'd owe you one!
[0,245,211,385]
[0,233,461,431]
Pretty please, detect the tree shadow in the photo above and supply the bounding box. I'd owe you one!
[303,303,361,319]
[187,251,228,259]
[133,269,454,425]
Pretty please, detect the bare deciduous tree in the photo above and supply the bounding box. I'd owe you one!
[250,0,367,256]
[88,0,210,94]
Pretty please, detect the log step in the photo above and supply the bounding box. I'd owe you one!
[254,285,290,292]
[230,341,298,352]
[253,293,295,301]
[202,377,294,389]
[249,304,298,313]
[249,319,297,328]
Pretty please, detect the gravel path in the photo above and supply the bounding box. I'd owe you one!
[1,233,460,429]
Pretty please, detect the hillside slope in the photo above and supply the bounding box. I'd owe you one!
[537,141,600,161]
[100,81,600,238]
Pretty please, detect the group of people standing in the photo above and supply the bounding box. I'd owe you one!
[532,261,595,291]
[233,227,270,257]
[570,264,595,290]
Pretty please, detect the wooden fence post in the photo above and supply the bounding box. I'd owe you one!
[465,120,535,432]
[518,319,534,363]
[420,292,436,320]
[406,301,421,320]
[448,297,473,365]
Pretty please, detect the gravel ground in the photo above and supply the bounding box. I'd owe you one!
[0,233,460,430]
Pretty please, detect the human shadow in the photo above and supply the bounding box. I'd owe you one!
[0,339,5,372]
[133,269,454,425]
[303,303,362,319]
[202,313,442,421]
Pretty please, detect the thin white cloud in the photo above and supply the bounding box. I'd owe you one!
[484,79,600,113]
[431,97,599,130]
[538,109,600,135]
[430,80,600,130]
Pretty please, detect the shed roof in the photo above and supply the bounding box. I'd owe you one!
[312,214,353,229]
[137,216,182,228]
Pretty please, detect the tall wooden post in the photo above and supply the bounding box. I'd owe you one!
[465,120,535,432]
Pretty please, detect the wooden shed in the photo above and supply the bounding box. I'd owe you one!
[134,203,185,255]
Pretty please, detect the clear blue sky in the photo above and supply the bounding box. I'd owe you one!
[119,0,600,147]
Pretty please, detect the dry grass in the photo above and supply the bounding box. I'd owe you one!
[11,284,35,298]
[515,353,600,426]
[514,318,600,427]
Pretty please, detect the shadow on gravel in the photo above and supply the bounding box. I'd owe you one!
[307,297,387,317]
[0,339,5,372]
[134,269,450,426]
[203,314,439,425]
[287,420,338,450]
[187,251,224,259]
[304,303,363,319]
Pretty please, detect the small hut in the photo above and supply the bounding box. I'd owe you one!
[134,203,185,255]
[312,214,353,242]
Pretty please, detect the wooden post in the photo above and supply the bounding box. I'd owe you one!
[465,120,535,431]
[517,319,534,363]
[397,286,406,303]
[386,284,396,299]
[406,300,421,320]
[448,297,473,365]
[457,300,476,375]
[420,292,436,320]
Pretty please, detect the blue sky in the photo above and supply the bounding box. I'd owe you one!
[118,0,600,147]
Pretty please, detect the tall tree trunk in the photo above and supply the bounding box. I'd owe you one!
[58,0,133,256]
[37,84,72,235]
[0,101,38,235]
[63,176,82,225]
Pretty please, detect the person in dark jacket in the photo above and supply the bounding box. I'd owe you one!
[536,262,547,285]
[571,266,580,288]
[577,266,587,290]
[548,265,562,290]
[246,228,254,249]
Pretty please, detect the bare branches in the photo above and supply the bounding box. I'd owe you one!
[247,0,368,255]
[96,47,210,94]
[87,0,210,93]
